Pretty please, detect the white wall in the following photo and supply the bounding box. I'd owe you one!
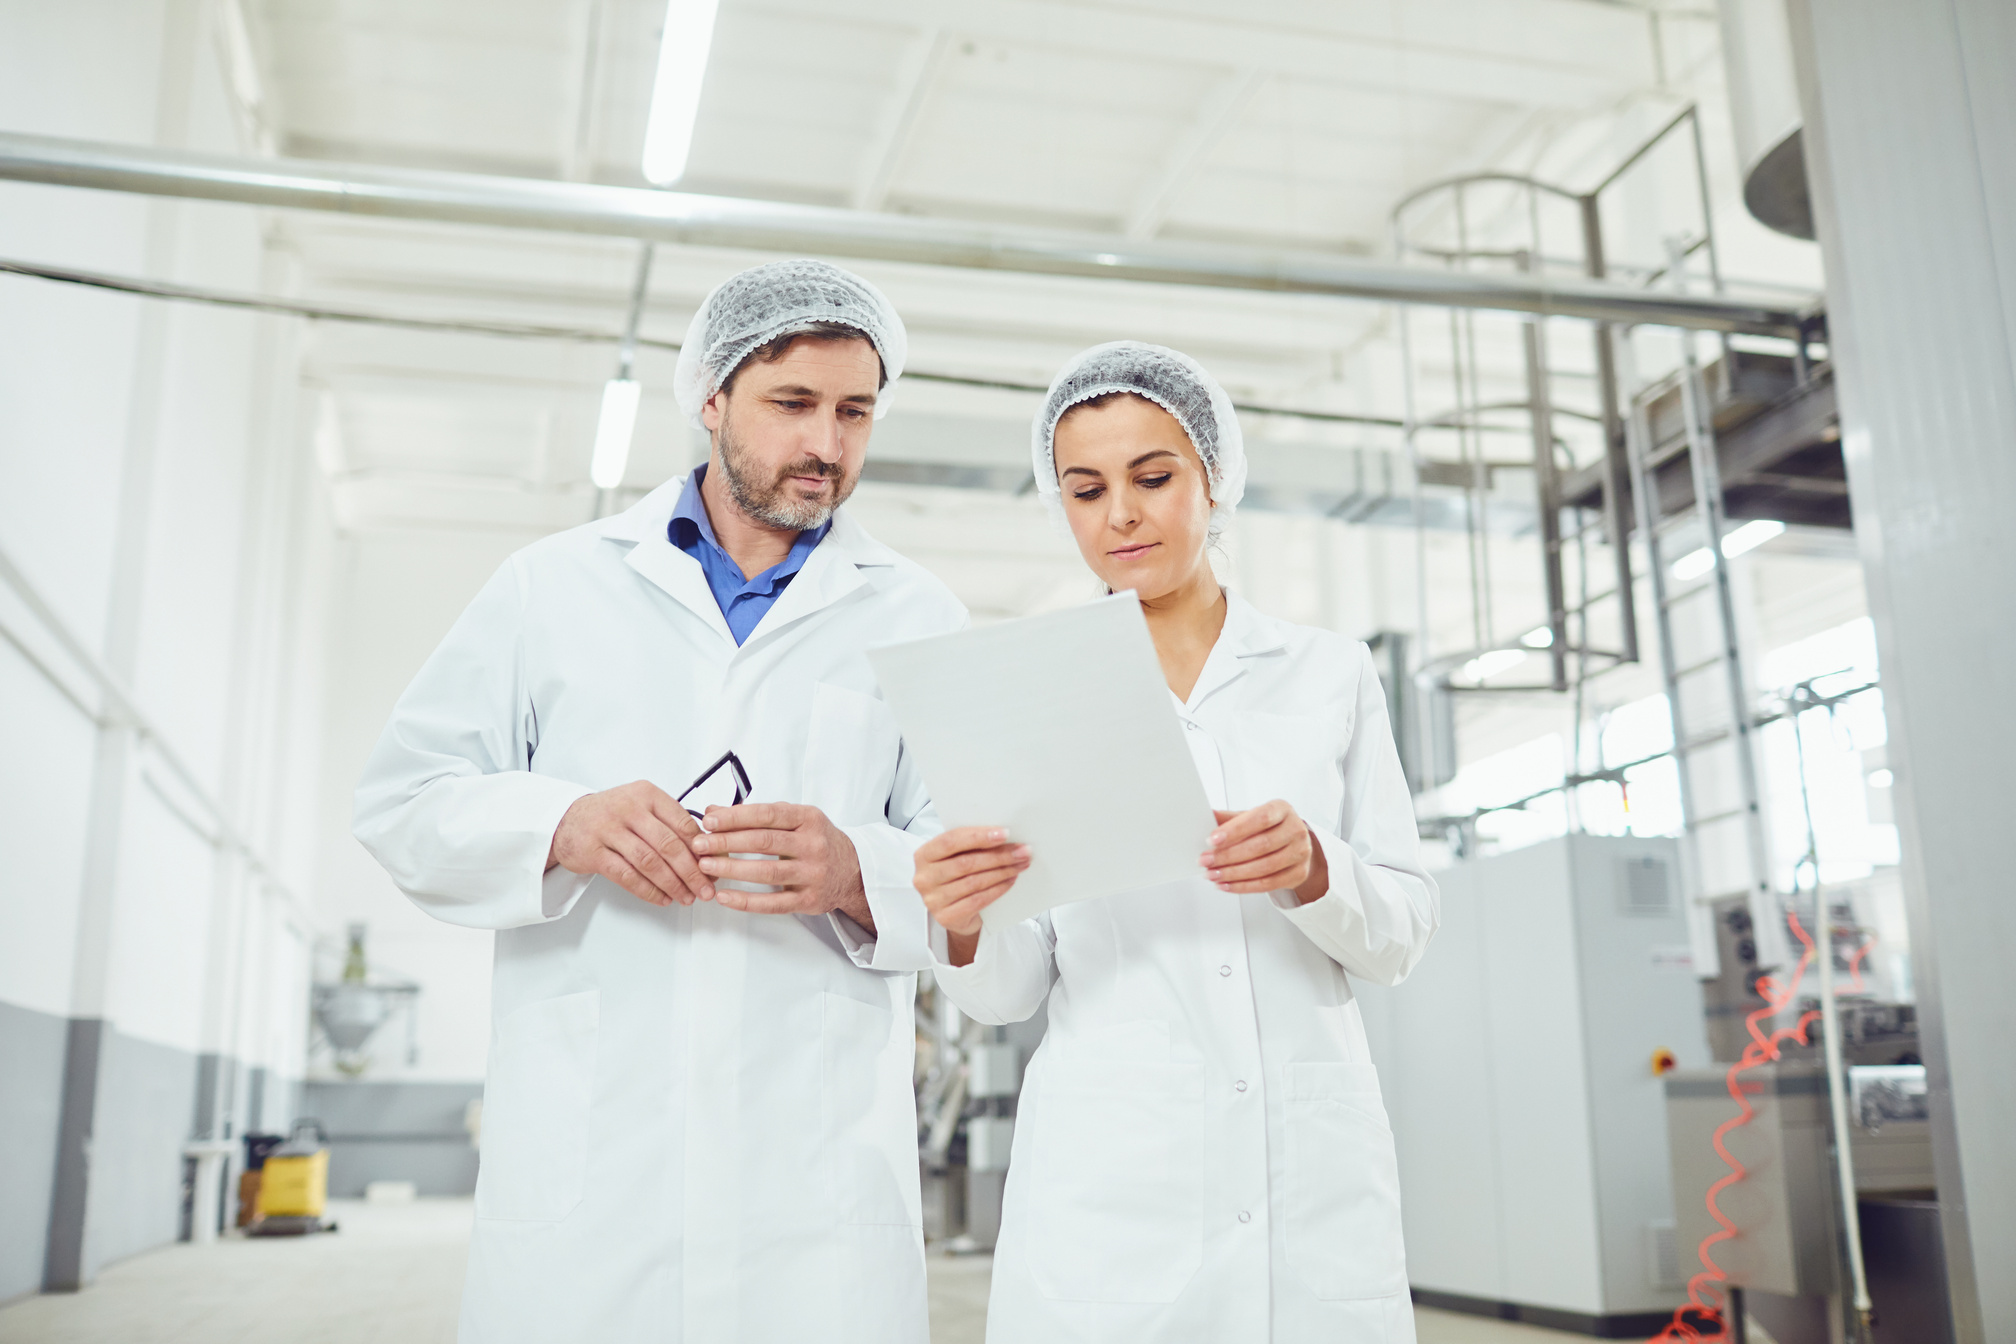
[0,0,332,1286]
[0,0,322,1066]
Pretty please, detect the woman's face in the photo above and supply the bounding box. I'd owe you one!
[1052,393,1214,601]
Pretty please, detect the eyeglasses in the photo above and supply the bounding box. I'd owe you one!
[678,750,751,821]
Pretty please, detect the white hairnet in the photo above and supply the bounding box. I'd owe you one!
[672,259,907,428]
[1031,340,1246,520]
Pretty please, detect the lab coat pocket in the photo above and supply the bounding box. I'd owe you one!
[821,992,923,1227]
[1284,1060,1407,1300]
[475,990,599,1222]
[1027,1057,1206,1304]
[804,682,903,826]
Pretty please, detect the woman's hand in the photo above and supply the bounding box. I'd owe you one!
[913,827,1031,965]
[1201,801,1328,904]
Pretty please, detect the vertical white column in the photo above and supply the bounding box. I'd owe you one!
[45,0,202,1291]
[1788,3,2016,1340]
[196,240,308,1144]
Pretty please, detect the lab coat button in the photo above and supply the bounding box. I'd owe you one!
[1234,1079,1248,1092]
[1218,964,1232,977]
[1238,1211,1252,1224]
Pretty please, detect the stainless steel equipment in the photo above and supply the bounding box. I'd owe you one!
[1663,1064,1948,1342]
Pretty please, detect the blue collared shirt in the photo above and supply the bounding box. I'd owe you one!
[668,465,831,645]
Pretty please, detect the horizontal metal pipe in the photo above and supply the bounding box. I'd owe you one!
[0,132,1811,336]
[0,255,1409,428]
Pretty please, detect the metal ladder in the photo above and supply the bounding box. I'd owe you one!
[1613,237,1782,975]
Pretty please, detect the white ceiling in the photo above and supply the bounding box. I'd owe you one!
[232,0,1837,661]
[253,0,1673,250]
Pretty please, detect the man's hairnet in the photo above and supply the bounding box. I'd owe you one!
[1031,340,1247,519]
[673,259,907,428]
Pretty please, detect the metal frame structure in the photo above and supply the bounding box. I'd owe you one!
[1393,107,1789,978]
[1396,108,1881,1341]
[1390,105,1751,699]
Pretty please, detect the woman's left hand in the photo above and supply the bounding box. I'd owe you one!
[1201,801,1328,904]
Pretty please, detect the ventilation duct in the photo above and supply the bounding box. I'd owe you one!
[1717,0,1815,240]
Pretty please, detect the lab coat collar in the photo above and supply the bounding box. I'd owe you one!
[1182,589,1289,712]
[1223,589,1290,659]
[737,506,905,648]
[598,476,686,543]
[600,477,734,643]
[600,475,899,649]
[819,505,902,569]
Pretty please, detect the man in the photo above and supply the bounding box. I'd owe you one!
[353,260,964,1343]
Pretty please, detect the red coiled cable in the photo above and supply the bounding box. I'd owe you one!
[1650,911,1823,1342]
[1845,931,1874,995]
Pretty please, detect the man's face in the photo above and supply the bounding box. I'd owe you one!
[700,334,881,531]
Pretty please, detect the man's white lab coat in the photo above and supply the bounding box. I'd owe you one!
[931,592,1439,1343]
[353,478,964,1344]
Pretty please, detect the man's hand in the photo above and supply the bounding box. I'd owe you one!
[688,802,872,929]
[912,826,1028,967]
[1200,801,1328,904]
[548,781,716,907]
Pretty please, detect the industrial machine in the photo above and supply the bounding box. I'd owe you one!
[1661,892,1946,1343]
[311,923,420,1076]
[1663,1065,1935,1304]
[916,975,1042,1254]
[1357,833,1710,1336]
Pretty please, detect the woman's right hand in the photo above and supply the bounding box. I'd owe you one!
[913,827,1030,958]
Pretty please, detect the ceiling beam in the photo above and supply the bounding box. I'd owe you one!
[0,131,1811,334]
[851,25,952,212]
[746,0,1648,110]
[1124,68,1264,241]
[558,0,607,182]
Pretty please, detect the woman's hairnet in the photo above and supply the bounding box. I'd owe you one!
[1031,340,1247,520]
[673,259,907,428]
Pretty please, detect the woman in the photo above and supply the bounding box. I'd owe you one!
[913,342,1439,1342]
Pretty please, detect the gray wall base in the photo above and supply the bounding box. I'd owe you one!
[82,1029,201,1274]
[2,998,302,1296]
[0,1000,68,1301]
[302,1081,482,1197]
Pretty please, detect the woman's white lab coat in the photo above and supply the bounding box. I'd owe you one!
[352,478,964,1344]
[932,592,1439,1343]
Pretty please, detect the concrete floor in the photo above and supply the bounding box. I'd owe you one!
[0,1200,469,1344]
[0,1199,1585,1343]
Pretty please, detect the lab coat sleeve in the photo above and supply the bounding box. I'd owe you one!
[1272,642,1440,984]
[926,913,1057,1025]
[352,556,596,931]
[829,733,940,973]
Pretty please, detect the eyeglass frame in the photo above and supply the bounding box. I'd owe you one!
[678,750,752,821]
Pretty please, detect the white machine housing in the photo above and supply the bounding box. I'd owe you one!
[1357,833,1712,1325]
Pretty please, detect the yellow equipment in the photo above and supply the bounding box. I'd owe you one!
[256,1121,329,1220]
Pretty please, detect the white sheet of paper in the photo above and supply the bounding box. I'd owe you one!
[868,591,1216,929]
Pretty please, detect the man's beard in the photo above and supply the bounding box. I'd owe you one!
[714,406,857,532]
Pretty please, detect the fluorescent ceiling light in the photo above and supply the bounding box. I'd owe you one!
[1461,648,1528,682]
[591,379,641,489]
[1672,547,1717,581]
[641,0,721,185]
[1723,518,1786,558]
[1520,626,1555,649]
[1867,768,1894,788]
[1671,519,1783,581]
